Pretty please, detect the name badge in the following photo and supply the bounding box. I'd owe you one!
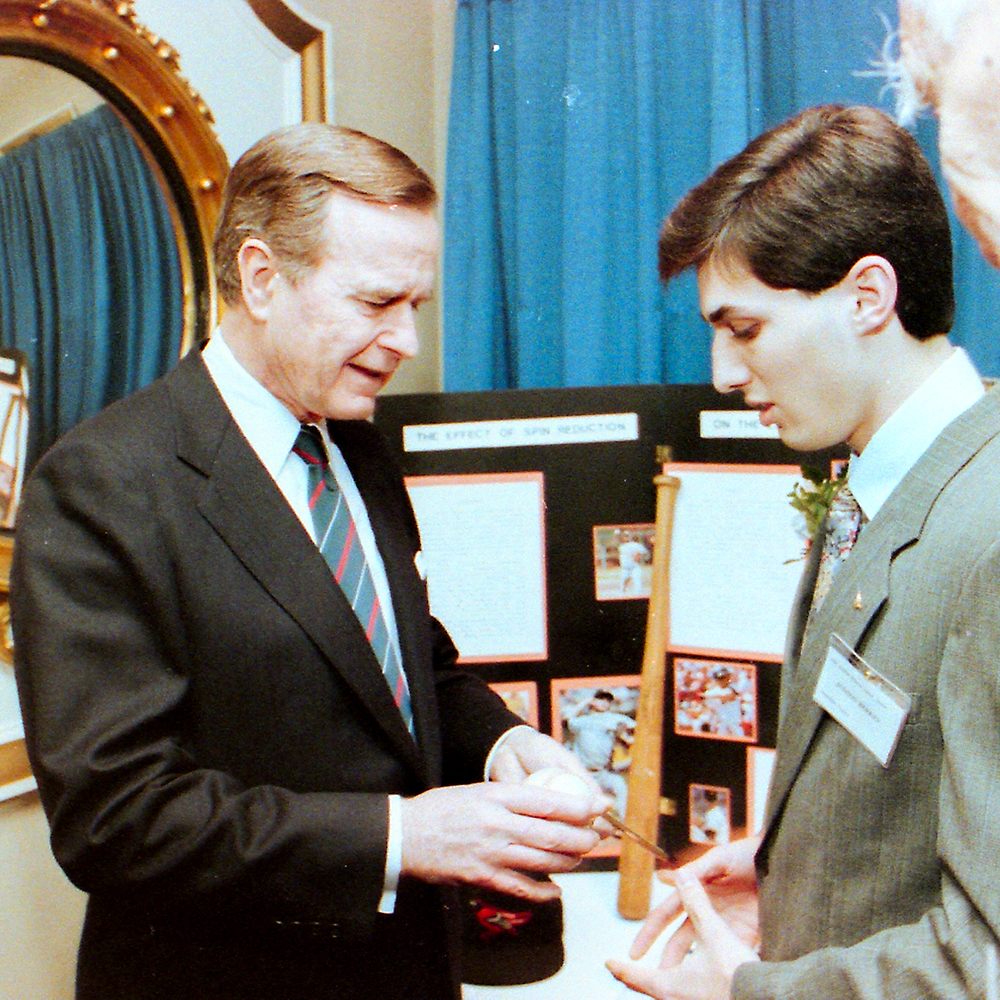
[813,634,911,768]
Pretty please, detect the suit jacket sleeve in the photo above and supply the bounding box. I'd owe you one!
[733,533,1000,1000]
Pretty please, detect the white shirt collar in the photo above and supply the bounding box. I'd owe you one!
[201,332,302,480]
[200,331,377,567]
[849,346,984,520]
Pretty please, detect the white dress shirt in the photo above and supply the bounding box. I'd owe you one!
[201,333,403,911]
[849,347,985,521]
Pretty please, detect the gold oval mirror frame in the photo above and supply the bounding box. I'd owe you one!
[0,0,229,790]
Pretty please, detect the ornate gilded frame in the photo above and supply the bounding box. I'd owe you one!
[0,0,229,792]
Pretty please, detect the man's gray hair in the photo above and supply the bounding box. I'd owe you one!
[862,0,971,125]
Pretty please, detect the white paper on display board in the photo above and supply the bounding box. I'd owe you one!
[405,472,548,662]
[667,464,807,659]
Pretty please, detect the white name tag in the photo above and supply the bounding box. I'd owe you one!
[813,635,911,768]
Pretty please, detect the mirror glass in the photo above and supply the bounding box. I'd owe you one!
[0,56,185,472]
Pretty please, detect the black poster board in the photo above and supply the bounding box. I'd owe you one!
[375,384,843,859]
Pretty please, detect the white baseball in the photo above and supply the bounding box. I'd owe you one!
[525,767,592,798]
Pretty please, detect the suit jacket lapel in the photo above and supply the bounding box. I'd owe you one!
[779,534,822,703]
[764,519,894,826]
[167,352,426,776]
[763,388,1000,832]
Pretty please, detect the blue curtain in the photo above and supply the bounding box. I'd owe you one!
[444,0,1000,389]
[0,103,183,466]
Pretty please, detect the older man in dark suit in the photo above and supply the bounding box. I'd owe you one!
[608,104,1000,999]
[11,123,605,1000]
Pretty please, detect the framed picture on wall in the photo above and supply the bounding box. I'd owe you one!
[0,349,29,531]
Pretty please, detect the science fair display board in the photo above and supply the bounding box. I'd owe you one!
[375,385,843,861]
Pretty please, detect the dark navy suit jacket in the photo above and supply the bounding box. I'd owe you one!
[12,348,520,999]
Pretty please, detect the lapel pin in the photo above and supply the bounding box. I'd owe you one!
[854,592,863,611]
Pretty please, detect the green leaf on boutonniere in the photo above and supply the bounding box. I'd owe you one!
[788,464,848,541]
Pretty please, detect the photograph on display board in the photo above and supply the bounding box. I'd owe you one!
[551,675,640,857]
[674,657,757,743]
[592,523,655,601]
[488,680,539,729]
[689,783,732,846]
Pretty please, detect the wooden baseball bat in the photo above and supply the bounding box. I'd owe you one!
[617,465,681,920]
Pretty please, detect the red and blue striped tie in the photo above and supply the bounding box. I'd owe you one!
[293,425,413,735]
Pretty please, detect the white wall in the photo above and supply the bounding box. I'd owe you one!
[0,59,103,148]
[132,0,305,164]
[0,795,86,1000]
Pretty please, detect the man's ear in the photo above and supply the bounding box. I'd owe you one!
[846,255,898,335]
[237,238,282,320]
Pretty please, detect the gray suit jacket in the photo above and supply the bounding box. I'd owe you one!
[734,386,1000,1000]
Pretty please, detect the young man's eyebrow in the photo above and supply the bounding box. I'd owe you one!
[705,304,736,324]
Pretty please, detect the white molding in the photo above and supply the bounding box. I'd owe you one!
[131,0,307,162]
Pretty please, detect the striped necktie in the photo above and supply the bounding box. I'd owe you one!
[293,425,414,735]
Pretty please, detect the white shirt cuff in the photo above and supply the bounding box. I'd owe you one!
[379,794,401,913]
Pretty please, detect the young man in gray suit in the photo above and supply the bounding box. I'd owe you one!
[608,104,1000,998]
[11,124,606,1000]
